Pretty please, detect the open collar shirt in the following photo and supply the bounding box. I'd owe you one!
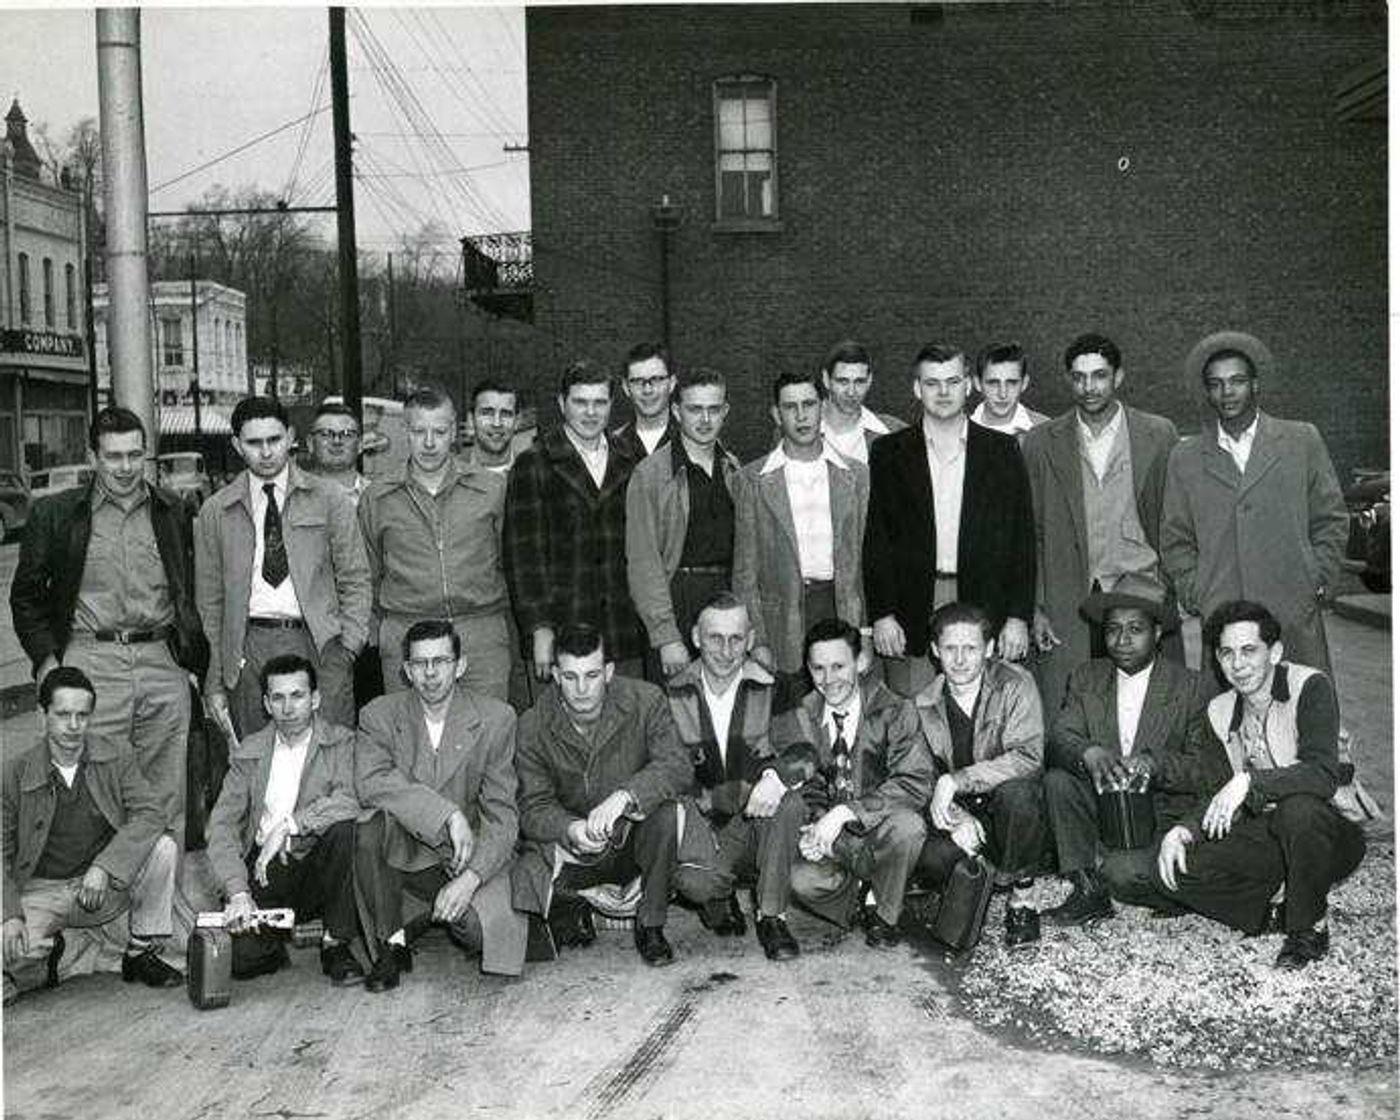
[924,416,968,574]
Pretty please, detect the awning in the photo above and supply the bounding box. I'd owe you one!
[157,404,232,435]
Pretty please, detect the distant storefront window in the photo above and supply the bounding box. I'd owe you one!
[65,264,77,330]
[714,77,778,222]
[18,254,31,325]
[162,317,184,367]
[42,258,54,328]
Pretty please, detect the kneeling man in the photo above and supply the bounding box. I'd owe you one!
[914,603,1048,948]
[775,618,932,949]
[206,654,365,985]
[665,591,804,959]
[4,667,180,1003]
[1156,600,1366,969]
[356,619,525,989]
[514,624,691,966]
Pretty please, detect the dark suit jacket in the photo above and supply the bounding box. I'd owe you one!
[864,421,1035,655]
[9,481,208,679]
[1048,657,1215,831]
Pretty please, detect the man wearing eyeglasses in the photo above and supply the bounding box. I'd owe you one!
[359,387,512,703]
[305,401,368,505]
[354,619,526,991]
[612,341,679,461]
[626,368,741,682]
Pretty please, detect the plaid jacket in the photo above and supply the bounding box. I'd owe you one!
[502,426,644,662]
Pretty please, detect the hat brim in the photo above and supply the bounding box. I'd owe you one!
[1079,592,1180,632]
[1182,330,1275,394]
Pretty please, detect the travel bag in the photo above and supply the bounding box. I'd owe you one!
[928,853,995,951]
[186,927,233,1010]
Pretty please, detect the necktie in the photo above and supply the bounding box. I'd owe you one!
[261,482,289,587]
[831,710,853,803]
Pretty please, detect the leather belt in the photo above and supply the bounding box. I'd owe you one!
[934,571,958,580]
[802,578,834,588]
[91,626,172,645]
[675,564,729,575]
[247,617,306,630]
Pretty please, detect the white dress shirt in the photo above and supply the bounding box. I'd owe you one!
[759,442,850,582]
[1077,402,1125,483]
[701,669,743,765]
[1216,415,1259,475]
[924,417,967,574]
[257,725,313,844]
[970,401,1037,436]
[564,427,609,489]
[822,688,863,748]
[1114,663,1154,757]
[821,406,892,465]
[248,466,302,619]
[423,712,447,752]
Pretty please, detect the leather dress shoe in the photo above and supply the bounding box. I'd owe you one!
[319,942,365,986]
[634,925,675,967]
[365,942,402,993]
[232,941,289,980]
[45,931,65,989]
[1044,870,1115,927]
[1275,927,1330,970]
[1003,906,1041,949]
[121,946,183,988]
[548,894,597,950]
[864,912,902,950]
[701,894,747,937]
[756,915,800,961]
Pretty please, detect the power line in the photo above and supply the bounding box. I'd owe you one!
[150,104,332,194]
[283,51,330,201]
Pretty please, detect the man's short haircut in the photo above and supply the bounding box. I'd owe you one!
[911,342,966,371]
[402,386,455,416]
[89,406,146,452]
[929,601,995,644]
[470,378,518,410]
[676,367,727,400]
[622,341,668,375]
[697,589,747,623]
[231,396,290,435]
[402,618,462,661]
[559,359,612,398]
[311,400,360,430]
[1204,599,1282,652]
[555,622,605,661]
[771,369,825,405]
[822,340,872,375]
[802,616,862,664]
[260,653,318,696]
[976,342,1028,379]
[1201,348,1257,383]
[1063,332,1122,372]
[39,666,96,710]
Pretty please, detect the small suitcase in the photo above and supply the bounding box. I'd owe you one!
[928,854,996,951]
[1097,788,1157,850]
[187,927,233,1010]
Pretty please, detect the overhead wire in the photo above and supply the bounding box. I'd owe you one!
[150,104,332,194]
[282,50,330,202]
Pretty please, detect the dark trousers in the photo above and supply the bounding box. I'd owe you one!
[1100,845,1184,914]
[1043,766,1110,874]
[555,802,679,928]
[231,624,355,737]
[232,819,358,973]
[643,567,731,684]
[1157,794,1366,934]
[791,806,926,927]
[917,775,1047,887]
[673,790,805,917]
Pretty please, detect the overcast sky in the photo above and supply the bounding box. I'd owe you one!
[0,6,529,251]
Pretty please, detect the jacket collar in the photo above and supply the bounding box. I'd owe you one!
[18,734,124,791]
[914,657,1018,713]
[667,436,739,479]
[231,713,346,761]
[798,674,896,728]
[374,457,492,498]
[217,462,315,512]
[667,656,774,695]
[1225,661,1294,732]
[759,440,851,476]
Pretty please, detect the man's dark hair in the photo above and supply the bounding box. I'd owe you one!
[402,618,462,661]
[1204,599,1282,652]
[471,379,519,410]
[802,616,862,664]
[1063,332,1122,372]
[559,359,612,398]
[976,342,1028,379]
[311,401,360,431]
[821,340,872,376]
[697,588,746,621]
[622,341,668,376]
[402,386,455,415]
[88,406,146,452]
[911,342,966,371]
[929,601,995,645]
[555,622,605,661]
[260,654,318,696]
[1201,348,1258,384]
[676,368,727,400]
[39,666,96,711]
[771,369,825,406]
[231,396,290,436]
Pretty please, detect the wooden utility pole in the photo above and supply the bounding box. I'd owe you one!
[188,253,202,436]
[329,7,362,426]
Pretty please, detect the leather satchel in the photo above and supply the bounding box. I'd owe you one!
[928,853,996,951]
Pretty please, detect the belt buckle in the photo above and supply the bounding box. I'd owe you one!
[114,630,132,645]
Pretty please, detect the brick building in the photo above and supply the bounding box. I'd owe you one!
[524,1,1387,472]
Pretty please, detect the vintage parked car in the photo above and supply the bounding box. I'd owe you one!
[0,469,31,541]
[27,464,96,503]
[1343,468,1389,594]
[156,451,213,510]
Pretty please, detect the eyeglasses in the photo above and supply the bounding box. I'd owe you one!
[627,376,671,390]
[405,656,455,672]
[312,428,359,442]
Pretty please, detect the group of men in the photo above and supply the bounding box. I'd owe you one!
[2,326,1368,1008]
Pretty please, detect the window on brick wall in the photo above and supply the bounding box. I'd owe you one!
[17,254,31,325]
[714,77,778,224]
[42,258,54,327]
[65,263,76,330]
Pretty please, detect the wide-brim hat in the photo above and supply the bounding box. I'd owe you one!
[1079,572,1180,632]
[1182,329,1276,392]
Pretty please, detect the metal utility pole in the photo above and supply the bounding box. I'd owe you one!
[96,9,156,453]
[188,254,202,437]
[80,172,99,417]
[650,194,682,360]
[329,7,363,426]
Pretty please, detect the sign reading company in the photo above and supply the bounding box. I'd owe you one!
[0,329,85,360]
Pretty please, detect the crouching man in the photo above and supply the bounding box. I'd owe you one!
[356,620,526,990]
[774,618,932,950]
[3,668,180,1003]
[514,624,691,966]
[913,603,1048,949]
[205,655,365,987]
[665,592,805,960]
[1155,600,1366,970]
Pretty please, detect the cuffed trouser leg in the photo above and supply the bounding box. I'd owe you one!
[752,791,805,917]
[980,776,1048,884]
[1272,795,1365,931]
[354,810,405,945]
[1043,767,1099,875]
[554,803,679,929]
[127,834,179,938]
[828,807,926,926]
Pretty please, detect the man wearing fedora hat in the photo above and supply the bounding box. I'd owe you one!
[1021,332,1181,718]
[1041,574,1214,925]
[1160,330,1348,677]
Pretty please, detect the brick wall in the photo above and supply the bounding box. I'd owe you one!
[526,1,1387,477]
